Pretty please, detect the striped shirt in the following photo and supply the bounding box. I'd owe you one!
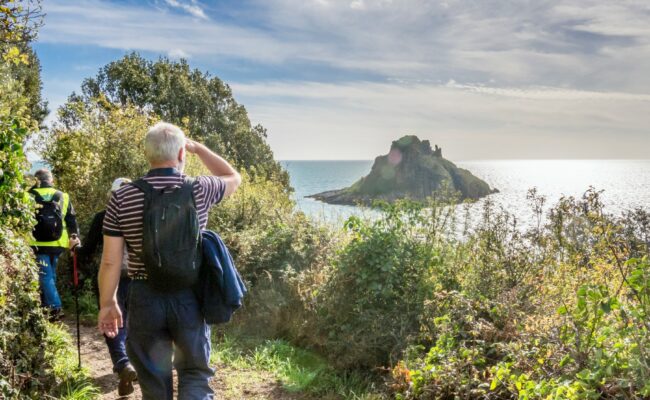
[103,168,225,279]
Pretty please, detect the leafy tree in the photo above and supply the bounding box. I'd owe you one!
[10,45,47,125]
[40,98,156,225]
[1,0,47,126]
[0,0,43,46]
[78,53,289,188]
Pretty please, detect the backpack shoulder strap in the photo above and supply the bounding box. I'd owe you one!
[182,176,197,206]
[131,178,155,198]
[29,188,43,202]
[52,190,64,210]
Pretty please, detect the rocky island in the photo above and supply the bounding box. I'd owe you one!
[308,135,498,206]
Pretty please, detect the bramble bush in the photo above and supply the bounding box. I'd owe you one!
[386,190,650,399]
[0,116,53,397]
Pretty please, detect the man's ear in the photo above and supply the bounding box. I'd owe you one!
[178,147,185,162]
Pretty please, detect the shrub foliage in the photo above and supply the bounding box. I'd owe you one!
[0,3,74,397]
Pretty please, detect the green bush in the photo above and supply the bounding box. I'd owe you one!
[0,32,54,396]
[312,200,457,369]
[0,7,98,397]
[489,259,650,399]
[208,171,341,341]
[392,291,513,399]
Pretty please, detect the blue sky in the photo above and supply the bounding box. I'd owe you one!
[35,0,650,160]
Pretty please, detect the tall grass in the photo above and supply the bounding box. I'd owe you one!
[46,323,100,400]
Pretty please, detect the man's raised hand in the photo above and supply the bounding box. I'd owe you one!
[185,139,200,154]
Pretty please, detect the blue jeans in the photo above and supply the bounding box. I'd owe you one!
[36,253,62,310]
[105,276,131,373]
[126,281,214,400]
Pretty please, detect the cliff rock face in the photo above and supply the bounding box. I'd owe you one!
[309,135,497,205]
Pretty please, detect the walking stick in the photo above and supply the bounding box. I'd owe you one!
[71,234,82,370]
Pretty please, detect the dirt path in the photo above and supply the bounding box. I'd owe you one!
[66,321,306,399]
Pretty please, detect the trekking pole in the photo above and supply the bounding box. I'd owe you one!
[71,234,82,370]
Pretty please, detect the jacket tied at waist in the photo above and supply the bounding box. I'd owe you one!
[195,230,247,324]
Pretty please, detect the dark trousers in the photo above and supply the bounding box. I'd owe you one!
[126,281,214,400]
[105,276,131,373]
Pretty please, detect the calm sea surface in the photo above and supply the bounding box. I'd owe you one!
[280,160,650,226]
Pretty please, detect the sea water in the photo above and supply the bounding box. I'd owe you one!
[280,160,650,227]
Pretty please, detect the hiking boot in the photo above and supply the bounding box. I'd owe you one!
[48,308,65,322]
[118,363,137,396]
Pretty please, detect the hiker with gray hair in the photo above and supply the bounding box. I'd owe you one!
[29,168,80,321]
[98,122,241,399]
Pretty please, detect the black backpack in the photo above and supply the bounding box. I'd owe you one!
[30,189,64,242]
[132,178,202,292]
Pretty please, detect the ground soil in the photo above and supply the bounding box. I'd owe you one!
[65,321,307,400]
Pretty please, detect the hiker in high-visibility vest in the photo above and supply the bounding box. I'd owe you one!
[29,168,80,321]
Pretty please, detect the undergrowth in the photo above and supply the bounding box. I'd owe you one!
[46,323,99,399]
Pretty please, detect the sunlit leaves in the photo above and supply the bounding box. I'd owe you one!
[39,99,156,226]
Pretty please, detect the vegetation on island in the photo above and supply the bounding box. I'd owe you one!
[2,3,649,399]
[309,135,497,206]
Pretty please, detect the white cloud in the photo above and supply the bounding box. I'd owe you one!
[164,0,207,20]
[168,48,189,59]
[350,0,365,10]
[39,0,650,92]
[231,80,650,160]
[39,1,292,61]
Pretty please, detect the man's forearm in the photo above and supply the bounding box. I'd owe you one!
[188,140,241,197]
[98,261,121,307]
[98,248,122,308]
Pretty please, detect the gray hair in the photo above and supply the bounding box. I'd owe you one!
[34,169,53,185]
[144,122,186,164]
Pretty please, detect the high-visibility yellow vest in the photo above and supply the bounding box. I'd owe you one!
[29,187,71,249]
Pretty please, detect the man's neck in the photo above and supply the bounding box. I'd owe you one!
[150,161,179,169]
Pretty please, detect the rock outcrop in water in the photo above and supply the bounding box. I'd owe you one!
[308,135,497,206]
